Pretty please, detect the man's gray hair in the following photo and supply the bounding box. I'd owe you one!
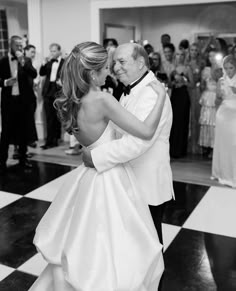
[131,43,150,68]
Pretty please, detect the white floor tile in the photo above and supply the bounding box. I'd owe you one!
[17,253,47,276]
[25,171,72,202]
[162,223,181,252]
[0,191,22,209]
[0,264,15,280]
[183,186,236,238]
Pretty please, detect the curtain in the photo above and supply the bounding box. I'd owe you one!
[0,9,8,57]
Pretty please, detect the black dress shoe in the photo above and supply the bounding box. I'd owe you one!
[0,163,7,175]
[28,142,37,148]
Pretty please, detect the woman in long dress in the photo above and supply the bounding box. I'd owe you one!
[212,55,236,188]
[169,49,193,158]
[185,43,205,154]
[198,48,222,158]
[29,42,165,291]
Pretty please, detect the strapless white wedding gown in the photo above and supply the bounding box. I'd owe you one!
[29,123,164,291]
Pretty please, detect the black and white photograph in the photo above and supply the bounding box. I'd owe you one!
[0,0,236,290]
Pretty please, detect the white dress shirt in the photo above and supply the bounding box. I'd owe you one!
[7,53,19,95]
[50,56,61,82]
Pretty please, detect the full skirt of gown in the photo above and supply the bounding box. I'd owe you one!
[29,125,164,291]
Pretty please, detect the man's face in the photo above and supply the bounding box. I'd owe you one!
[11,38,23,55]
[113,45,141,86]
[152,54,160,68]
[25,48,36,60]
[50,46,61,59]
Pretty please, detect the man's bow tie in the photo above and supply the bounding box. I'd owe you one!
[11,56,17,61]
[123,84,131,96]
[52,59,58,63]
[122,70,149,96]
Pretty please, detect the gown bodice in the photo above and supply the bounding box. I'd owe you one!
[87,122,116,150]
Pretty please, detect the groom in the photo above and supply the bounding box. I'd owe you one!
[82,43,174,245]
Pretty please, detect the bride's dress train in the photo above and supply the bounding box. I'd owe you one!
[29,124,164,291]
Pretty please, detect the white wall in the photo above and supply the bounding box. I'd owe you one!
[41,0,91,56]
[102,2,236,50]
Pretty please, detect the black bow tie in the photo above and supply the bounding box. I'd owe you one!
[11,56,17,61]
[123,71,149,96]
[52,59,58,63]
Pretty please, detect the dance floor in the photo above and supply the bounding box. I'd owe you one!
[0,147,235,290]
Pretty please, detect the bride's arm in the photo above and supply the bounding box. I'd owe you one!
[101,80,166,140]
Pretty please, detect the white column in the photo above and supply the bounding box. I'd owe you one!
[27,0,45,140]
[27,0,42,54]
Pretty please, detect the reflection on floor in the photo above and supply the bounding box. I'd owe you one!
[0,149,235,291]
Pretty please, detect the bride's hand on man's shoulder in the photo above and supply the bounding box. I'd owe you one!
[148,80,166,98]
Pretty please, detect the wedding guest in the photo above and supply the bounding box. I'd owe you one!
[212,55,236,187]
[169,49,193,158]
[0,36,37,174]
[162,43,175,77]
[40,43,64,149]
[185,43,205,154]
[150,52,168,86]
[178,39,190,61]
[24,44,38,148]
[199,48,222,158]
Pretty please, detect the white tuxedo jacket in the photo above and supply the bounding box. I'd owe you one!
[91,71,174,206]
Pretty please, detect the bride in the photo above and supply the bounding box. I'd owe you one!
[29,41,166,291]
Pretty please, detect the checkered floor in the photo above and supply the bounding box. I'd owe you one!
[0,160,236,290]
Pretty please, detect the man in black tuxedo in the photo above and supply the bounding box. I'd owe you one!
[0,35,37,175]
[40,43,64,149]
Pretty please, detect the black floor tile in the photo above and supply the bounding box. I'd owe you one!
[0,271,37,291]
[0,198,50,268]
[0,161,73,195]
[163,182,209,226]
[161,228,236,291]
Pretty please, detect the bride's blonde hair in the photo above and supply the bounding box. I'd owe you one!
[54,41,108,134]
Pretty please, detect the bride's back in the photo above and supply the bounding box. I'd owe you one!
[73,90,109,147]
[54,41,111,147]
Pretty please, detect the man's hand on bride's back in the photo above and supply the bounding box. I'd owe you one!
[82,148,95,168]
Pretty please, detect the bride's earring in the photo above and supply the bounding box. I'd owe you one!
[91,72,98,87]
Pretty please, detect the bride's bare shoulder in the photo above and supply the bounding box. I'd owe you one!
[97,91,116,105]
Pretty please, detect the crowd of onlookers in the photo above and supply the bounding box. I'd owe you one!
[0,33,236,187]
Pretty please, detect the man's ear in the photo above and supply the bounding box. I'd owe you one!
[138,56,145,70]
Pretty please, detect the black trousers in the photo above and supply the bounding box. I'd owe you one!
[44,97,61,145]
[0,95,28,164]
[149,203,165,245]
